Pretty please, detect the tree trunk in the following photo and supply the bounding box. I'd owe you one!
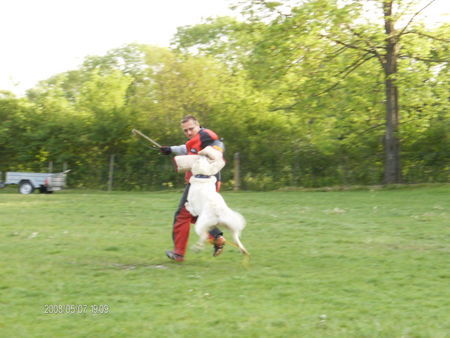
[233,152,241,191]
[108,154,115,192]
[383,0,401,184]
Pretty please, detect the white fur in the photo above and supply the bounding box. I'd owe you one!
[174,155,200,173]
[173,146,225,175]
[191,155,225,176]
[186,175,249,255]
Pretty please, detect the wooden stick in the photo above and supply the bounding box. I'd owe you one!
[131,129,162,148]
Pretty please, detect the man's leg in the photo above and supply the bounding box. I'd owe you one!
[167,185,194,260]
[208,228,226,257]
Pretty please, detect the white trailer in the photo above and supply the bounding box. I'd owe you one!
[1,170,70,194]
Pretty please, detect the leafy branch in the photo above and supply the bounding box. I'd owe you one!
[402,30,450,43]
[397,0,437,38]
[269,52,377,112]
[399,55,449,63]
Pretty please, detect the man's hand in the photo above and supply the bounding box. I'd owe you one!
[160,146,172,155]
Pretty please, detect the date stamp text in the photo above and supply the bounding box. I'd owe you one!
[43,304,110,314]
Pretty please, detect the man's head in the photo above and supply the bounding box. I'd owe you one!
[181,115,201,139]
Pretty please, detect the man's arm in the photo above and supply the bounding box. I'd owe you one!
[210,140,225,152]
[171,145,188,155]
[160,144,187,155]
[200,129,225,152]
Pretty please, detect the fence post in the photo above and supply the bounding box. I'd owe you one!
[48,161,53,173]
[62,162,68,187]
[233,152,240,191]
[292,147,300,186]
[108,154,115,192]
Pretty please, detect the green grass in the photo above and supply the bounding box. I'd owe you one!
[0,185,449,337]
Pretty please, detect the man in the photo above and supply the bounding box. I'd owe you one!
[160,115,226,262]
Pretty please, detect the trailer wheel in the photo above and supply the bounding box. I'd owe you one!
[19,181,34,194]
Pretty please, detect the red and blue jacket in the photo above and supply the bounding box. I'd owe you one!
[171,128,224,183]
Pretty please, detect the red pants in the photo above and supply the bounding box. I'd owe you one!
[171,182,222,256]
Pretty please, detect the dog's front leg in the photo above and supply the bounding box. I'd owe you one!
[191,231,209,252]
[191,214,213,252]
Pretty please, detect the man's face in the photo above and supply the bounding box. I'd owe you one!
[181,119,201,139]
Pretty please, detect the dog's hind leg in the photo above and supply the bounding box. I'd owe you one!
[192,214,216,252]
[191,233,208,252]
[232,232,249,256]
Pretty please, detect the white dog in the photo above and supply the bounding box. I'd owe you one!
[177,149,249,256]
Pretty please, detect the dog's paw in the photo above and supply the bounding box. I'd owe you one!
[191,242,205,253]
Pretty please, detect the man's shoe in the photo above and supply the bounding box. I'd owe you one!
[212,236,226,257]
[165,250,184,262]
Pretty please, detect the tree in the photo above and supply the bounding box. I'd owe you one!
[229,0,449,184]
[342,0,448,183]
[0,96,33,170]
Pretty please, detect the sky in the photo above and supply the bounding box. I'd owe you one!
[0,0,234,96]
[0,0,448,97]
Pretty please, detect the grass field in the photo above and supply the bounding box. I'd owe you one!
[0,185,449,337]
